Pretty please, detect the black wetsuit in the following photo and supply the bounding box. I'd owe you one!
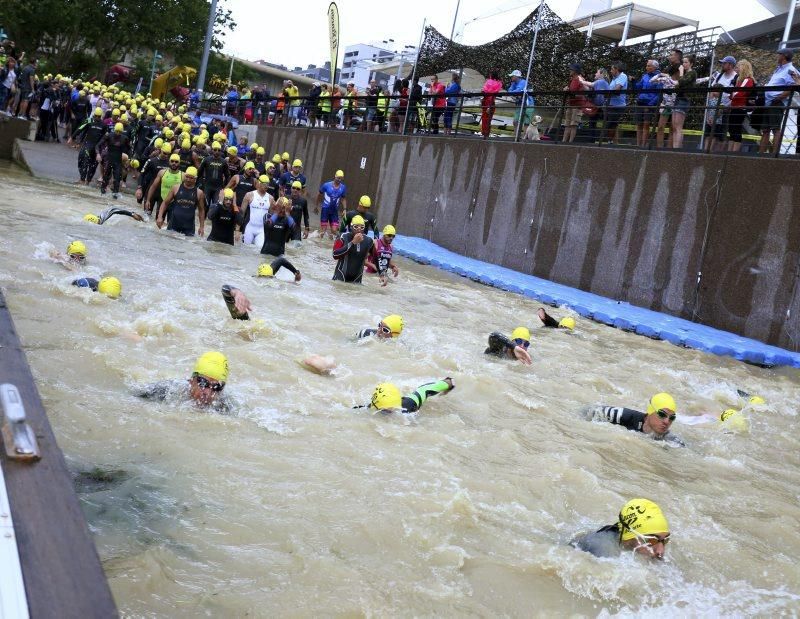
[99,132,132,193]
[571,525,622,558]
[260,214,295,257]
[139,154,169,207]
[254,160,267,176]
[590,406,685,447]
[207,202,238,245]
[72,277,99,291]
[75,120,106,182]
[484,332,516,357]
[265,176,280,201]
[289,196,309,240]
[70,97,90,135]
[357,328,378,339]
[178,148,194,172]
[168,183,199,236]
[226,157,242,178]
[134,121,156,161]
[98,207,143,224]
[198,155,231,205]
[340,210,378,236]
[332,231,374,283]
[540,311,560,328]
[233,173,256,208]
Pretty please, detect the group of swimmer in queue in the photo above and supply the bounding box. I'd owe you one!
[53,148,767,564]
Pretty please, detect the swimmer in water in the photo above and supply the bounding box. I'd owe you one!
[83,208,145,225]
[134,351,231,409]
[357,314,403,339]
[571,498,670,560]
[257,258,302,282]
[71,276,122,298]
[678,392,765,433]
[484,327,533,365]
[50,240,88,269]
[363,378,456,414]
[537,308,575,330]
[587,392,685,447]
[365,225,399,286]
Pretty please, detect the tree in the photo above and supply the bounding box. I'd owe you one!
[0,0,236,76]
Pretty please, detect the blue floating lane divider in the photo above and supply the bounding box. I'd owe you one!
[393,235,800,369]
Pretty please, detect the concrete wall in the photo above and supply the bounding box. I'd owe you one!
[256,126,800,350]
[0,116,35,159]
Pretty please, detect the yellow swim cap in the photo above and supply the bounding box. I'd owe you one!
[282,151,290,160]
[97,277,121,299]
[154,137,164,149]
[511,326,531,341]
[182,139,191,149]
[258,174,270,184]
[212,141,222,150]
[351,215,366,226]
[223,188,234,200]
[193,351,229,383]
[163,128,174,138]
[83,214,100,224]
[335,169,344,178]
[250,142,259,150]
[257,147,266,156]
[227,145,238,156]
[748,395,766,405]
[93,107,102,116]
[618,499,669,542]
[382,225,396,236]
[244,161,255,170]
[292,158,302,167]
[67,240,87,256]
[161,143,172,154]
[114,122,124,132]
[371,383,402,410]
[288,180,301,190]
[559,316,576,330]
[647,392,676,415]
[720,409,749,432]
[169,153,180,162]
[257,263,274,277]
[382,314,404,337]
[131,158,140,169]
[155,114,163,122]
[359,195,372,208]
[272,154,281,163]
[185,166,198,177]
[111,108,120,117]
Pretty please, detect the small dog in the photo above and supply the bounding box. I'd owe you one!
[524,115,544,141]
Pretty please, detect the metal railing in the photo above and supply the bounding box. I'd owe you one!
[195,83,800,158]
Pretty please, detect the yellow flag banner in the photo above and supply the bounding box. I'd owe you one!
[328,2,340,85]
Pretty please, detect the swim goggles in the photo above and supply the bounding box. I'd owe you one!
[514,338,530,349]
[69,253,86,262]
[194,375,225,392]
[352,224,365,230]
[655,409,676,422]
[379,324,393,336]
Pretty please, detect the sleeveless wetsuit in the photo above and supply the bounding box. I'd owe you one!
[367,238,394,274]
[168,184,199,236]
[233,173,256,207]
[207,202,238,245]
[242,191,271,245]
[332,230,374,283]
[260,214,295,256]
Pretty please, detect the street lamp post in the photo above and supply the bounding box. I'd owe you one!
[196,0,218,98]
[148,49,163,95]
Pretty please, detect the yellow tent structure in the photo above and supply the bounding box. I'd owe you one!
[151,66,197,101]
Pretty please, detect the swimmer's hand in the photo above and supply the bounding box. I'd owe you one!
[303,228,309,239]
[391,265,399,277]
[235,230,242,243]
[513,345,532,365]
[379,275,388,287]
[132,213,144,222]
[135,188,142,201]
[231,289,253,314]
[198,225,205,237]
[444,377,455,391]
[352,232,364,244]
[294,271,302,283]
[155,217,164,229]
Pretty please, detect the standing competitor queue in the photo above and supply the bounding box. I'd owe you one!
[54,84,768,565]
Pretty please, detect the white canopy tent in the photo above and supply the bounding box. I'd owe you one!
[569,3,699,45]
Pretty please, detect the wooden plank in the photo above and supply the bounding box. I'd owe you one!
[0,291,117,618]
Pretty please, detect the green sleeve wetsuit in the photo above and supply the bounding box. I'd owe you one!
[401,379,453,413]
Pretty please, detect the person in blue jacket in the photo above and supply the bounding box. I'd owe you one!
[635,59,662,148]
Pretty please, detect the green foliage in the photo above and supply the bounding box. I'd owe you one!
[0,0,236,77]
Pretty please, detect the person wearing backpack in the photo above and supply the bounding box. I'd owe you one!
[728,59,756,152]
